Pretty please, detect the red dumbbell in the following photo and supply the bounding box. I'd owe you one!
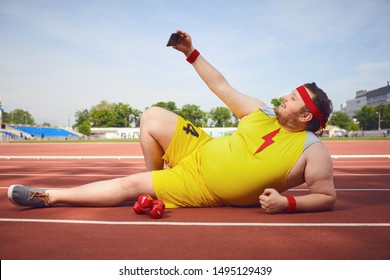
[149,206,165,219]
[152,199,165,209]
[137,194,154,209]
[133,201,148,215]
[133,194,153,215]
[133,195,166,219]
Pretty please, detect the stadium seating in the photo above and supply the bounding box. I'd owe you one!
[10,126,79,139]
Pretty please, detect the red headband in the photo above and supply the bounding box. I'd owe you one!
[296,85,326,129]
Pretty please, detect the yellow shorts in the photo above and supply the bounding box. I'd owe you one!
[152,117,224,208]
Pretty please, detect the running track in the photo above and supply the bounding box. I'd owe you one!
[0,141,389,260]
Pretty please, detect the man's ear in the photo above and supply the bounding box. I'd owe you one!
[300,111,313,123]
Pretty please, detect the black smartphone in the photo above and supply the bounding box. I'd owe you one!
[166,33,180,47]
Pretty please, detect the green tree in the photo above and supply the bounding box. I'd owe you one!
[328,111,353,130]
[113,102,132,127]
[232,113,239,127]
[74,100,143,128]
[88,100,115,127]
[209,107,233,127]
[91,100,113,111]
[78,120,91,136]
[349,122,361,131]
[90,108,116,127]
[73,109,90,129]
[7,109,35,125]
[271,97,283,107]
[179,104,207,127]
[2,111,10,123]
[129,108,142,127]
[354,105,377,130]
[376,103,390,129]
[152,101,179,114]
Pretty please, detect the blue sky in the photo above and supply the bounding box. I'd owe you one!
[1,0,389,126]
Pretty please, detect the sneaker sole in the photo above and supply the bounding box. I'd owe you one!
[7,184,20,206]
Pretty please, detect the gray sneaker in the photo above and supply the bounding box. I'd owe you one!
[8,185,53,208]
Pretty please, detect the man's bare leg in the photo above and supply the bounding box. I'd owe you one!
[43,107,178,206]
[140,107,178,171]
[44,172,155,207]
[9,107,177,208]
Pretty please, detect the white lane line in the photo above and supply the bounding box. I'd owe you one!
[0,156,144,160]
[288,188,390,191]
[331,155,390,159]
[0,165,388,169]
[0,218,389,227]
[0,163,145,167]
[0,187,388,191]
[1,155,389,160]
[334,166,390,168]
[0,171,145,177]
[333,174,390,176]
[1,173,389,178]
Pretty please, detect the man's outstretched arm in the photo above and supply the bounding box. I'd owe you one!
[172,30,266,119]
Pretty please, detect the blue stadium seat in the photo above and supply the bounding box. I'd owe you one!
[10,126,79,139]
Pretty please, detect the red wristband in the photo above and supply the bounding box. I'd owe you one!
[186,49,200,64]
[285,195,296,213]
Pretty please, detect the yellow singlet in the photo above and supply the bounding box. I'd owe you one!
[200,107,308,206]
[153,107,317,208]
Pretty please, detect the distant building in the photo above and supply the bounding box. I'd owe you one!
[342,82,390,118]
[0,100,3,129]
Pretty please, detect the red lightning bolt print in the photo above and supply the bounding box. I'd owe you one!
[254,128,281,155]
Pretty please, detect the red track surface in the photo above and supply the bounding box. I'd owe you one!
[0,141,389,260]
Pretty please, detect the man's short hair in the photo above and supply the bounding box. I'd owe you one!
[303,82,333,132]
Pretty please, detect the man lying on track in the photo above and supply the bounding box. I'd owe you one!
[8,30,336,214]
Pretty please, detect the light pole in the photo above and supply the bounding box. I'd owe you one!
[376,111,381,130]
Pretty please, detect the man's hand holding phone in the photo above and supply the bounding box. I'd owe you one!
[166,33,181,46]
[166,30,195,57]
